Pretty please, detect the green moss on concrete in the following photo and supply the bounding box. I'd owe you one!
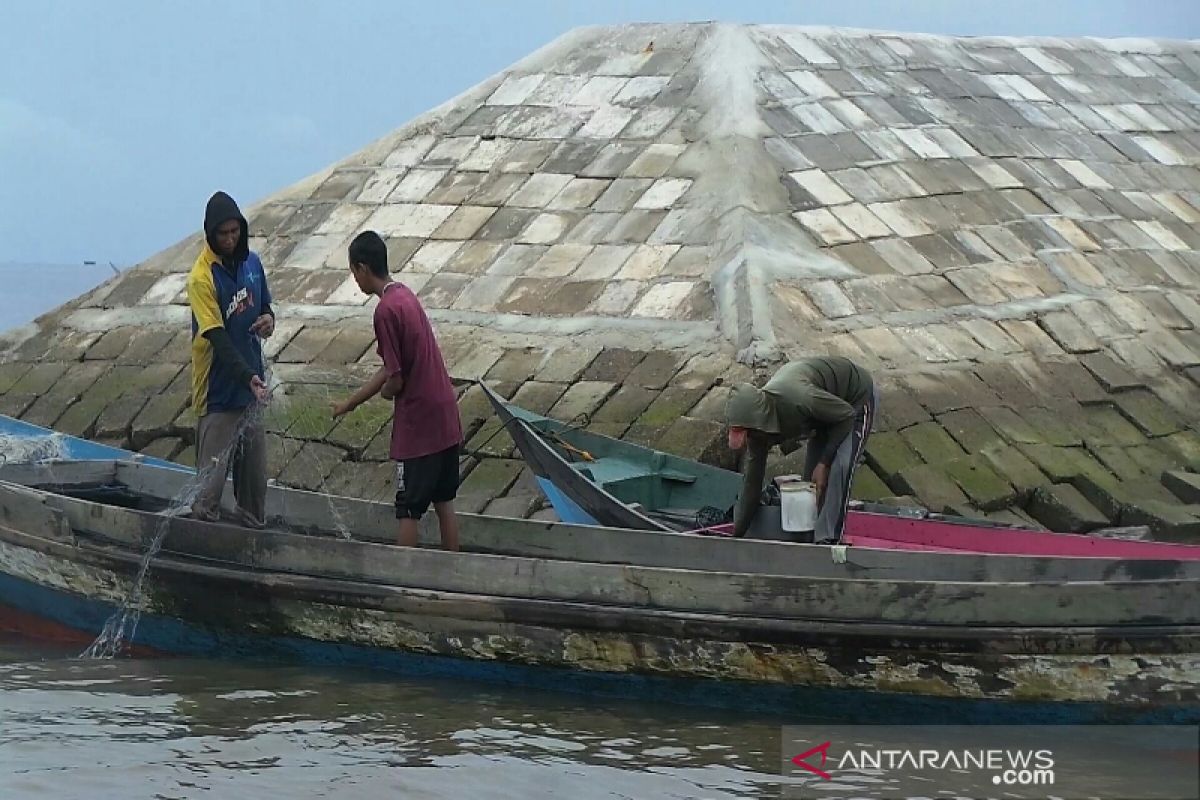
[945,455,1016,510]
[900,421,968,466]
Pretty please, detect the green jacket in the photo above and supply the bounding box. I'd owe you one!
[726,357,873,536]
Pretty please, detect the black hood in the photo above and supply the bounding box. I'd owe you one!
[203,191,249,265]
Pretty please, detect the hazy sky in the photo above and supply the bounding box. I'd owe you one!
[1,0,1197,266]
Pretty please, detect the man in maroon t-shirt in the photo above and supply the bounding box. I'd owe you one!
[332,231,463,551]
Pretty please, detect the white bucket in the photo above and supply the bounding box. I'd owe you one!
[778,479,818,532]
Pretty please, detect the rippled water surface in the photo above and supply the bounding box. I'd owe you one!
[0,634,798,799]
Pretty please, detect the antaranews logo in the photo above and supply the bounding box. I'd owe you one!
[789,740,1054,786]
[782,725,1199,800]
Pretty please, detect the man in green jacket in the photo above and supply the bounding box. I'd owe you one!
[725,356,878,541]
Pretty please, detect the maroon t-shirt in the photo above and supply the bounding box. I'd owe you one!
[374,282,463,460]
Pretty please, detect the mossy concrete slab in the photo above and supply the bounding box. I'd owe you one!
[892,464,970,513]
[1080,352,1143,392]
[687,386,732,422]
[549,381,618,424]
[1079,404,1150,447]
[458,457,523,500]
[980,445,1050,495]
[1113,390,1184,437]
[484,495,541,519]
[870,377,930,431]
[945,455,1016,510]
[534,345,602,384]
[936,408,1003,453]
[277,441,346,492]
[139,437,184,461]
[326,400,392,452]
[632,387,706,430]
[1126,445,1184,477]
[1018,444,1113,486]
[581,348,647,383]
[977,406,1041,445]
[1122,501,1200,542]
[655,416,728,466]
[1026,484,1109,532]
[592,385,659,424]
[899,422,968,466]
[1022,405,1085,447]
[623,351,683,390]
[10,363,70,396]
[864,431,921,482]
[266,435,304,478]
[0,363,32,394]
[1161,431,1200,471]
[850,464,892,502]
[1091,446,1149,482]
[314,329,377,365]
[1072,474,1180,520]
[1163,471,1200,504]
[485,347,548,383]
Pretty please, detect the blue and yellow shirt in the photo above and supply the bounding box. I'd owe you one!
[187,242,271,416]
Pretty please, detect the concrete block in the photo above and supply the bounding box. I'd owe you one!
[623,351,683,390]
[1163,470,1200,504]
[981,446,1051,495]
[266,435,304,479]
[870,378,930,431]
[1019,444,1113,486]
[1122,501,1200,542]
[850,464,894,503]
[945,455,1017,511]
[485,347,547,384]
[534,346,602,384]
[655,416,728,466]
[484,495,541,520]
[277,442,346,492]
[892,464,970,513]
[1026,484,1110,532]
[1161,431,1200,472]
[1079,404,1150,448]
[1079,352,1144,392]
[458,458,524,500]
[899,421,968,465]
[1113,390,1186,438]
[314,329,377,365]
[936,408,1004,453]
[592,386,659,425]
[865,431,922,482]
[326,400,392,452]
[977,406,1041,445]
[549,381,618,425]
[580,348,648,383]
[139,437,184,462]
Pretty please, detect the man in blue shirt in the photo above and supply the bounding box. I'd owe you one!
[187,191,274,527]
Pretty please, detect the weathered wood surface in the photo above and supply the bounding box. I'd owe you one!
[4,461,1198,586]
[1,524,1196,709]
[3,476,1199,628]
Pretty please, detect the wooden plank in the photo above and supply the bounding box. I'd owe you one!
[4,461,1200,586]
[34,489,1200,627]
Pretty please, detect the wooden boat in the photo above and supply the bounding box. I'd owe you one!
[0,457,1197,723]
[482,383,1200,561]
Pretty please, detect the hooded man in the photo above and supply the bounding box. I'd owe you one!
[725,356,878,542]
[187,191,275,528]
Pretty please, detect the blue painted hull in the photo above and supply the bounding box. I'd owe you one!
[535,477,599,526]
[0,569,1193,725]
[0,414,189,472]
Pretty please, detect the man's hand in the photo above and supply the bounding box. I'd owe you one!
[250,314,275,339]
[812,462,829,508]
[331,399,355,419]
[250,375,272,404]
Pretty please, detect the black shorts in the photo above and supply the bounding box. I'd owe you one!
[395,444,460,519]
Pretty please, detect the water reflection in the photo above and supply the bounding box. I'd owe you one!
[0,637,794,799]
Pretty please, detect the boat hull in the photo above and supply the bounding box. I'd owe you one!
[0,513,1197,723]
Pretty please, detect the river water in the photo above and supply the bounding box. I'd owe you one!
[0,633,794,799]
